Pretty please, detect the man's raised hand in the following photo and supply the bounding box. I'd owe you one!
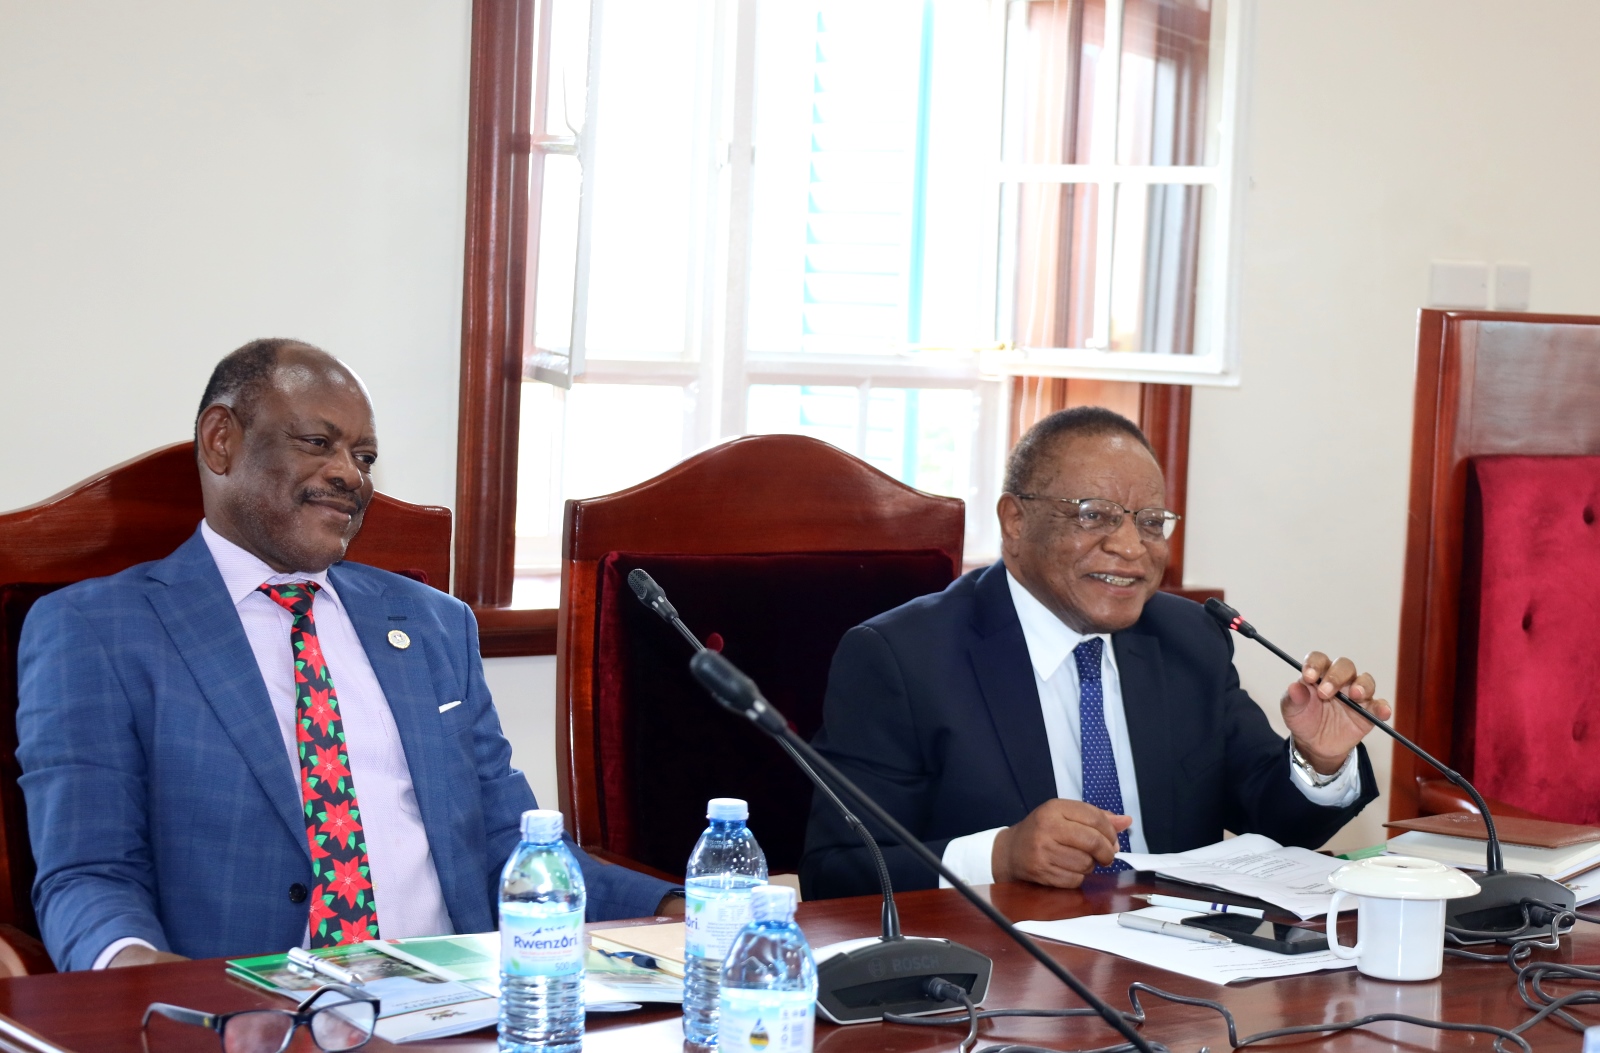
[1282,651,1392,774]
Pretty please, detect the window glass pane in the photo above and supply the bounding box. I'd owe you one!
[865,388,975,497]
[1117,0,1215,166]
[1108,182,1207,354]
[748,0,991,355]
[581,0,708,360]
[1008,182,1100,348]
[747,384,975,499]
[513,384,565,605]
[543,0,593,137]
[562,383,691,498]
[530,154,581,365]
[1002,0,1107,166]
[747,385,860,453]
[514,383,689,591]
[516,382,564,544]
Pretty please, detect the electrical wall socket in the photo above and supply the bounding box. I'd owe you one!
[1428,261,1489,309]
[1493,263,1531,311]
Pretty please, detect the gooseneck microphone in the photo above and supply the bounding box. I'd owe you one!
[625,570,992,1024]
[689,649,1155,1052]
[626,570,904,942]
[626,568,702,652]
[1203,597,1576,938]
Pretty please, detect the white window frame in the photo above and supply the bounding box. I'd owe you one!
[984,0,1252,387]
[516,0,1248,577]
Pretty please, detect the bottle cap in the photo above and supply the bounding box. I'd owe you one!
[521,809,565,844]
[707,798,749,821]
[750,883,797,922]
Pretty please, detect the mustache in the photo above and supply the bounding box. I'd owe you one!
[300,487,366,514]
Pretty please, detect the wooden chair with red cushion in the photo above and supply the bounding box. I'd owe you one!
[1392,309,1600,825]
[0,442,451,970]
[556,434,965,882]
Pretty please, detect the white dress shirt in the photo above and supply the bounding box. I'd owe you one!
[95,522,452,967]
[938,570,1360,887]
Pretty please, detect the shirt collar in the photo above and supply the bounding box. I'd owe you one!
[1004,567,1112,682]
[200,519,340,610]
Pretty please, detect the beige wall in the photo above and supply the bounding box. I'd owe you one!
[5,0,1600,849]
[1187,1,1600,851]
[0,1,471,513]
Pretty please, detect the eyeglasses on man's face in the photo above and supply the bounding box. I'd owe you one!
[1013,494,1181,542]
[142,983,379,1053]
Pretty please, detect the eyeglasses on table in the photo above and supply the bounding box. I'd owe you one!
[142,982,380,1053]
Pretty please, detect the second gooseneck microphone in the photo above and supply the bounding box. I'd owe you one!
[1203,597,1576,939]
[626,569,1001,1024]
[627,571,893,933]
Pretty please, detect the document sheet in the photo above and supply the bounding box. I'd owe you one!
[1018,908,1353,986]
[1116,834,1344,918]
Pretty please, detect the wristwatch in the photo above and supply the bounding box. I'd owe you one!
[1289,741,1344,788]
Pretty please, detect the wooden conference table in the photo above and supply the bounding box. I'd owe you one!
[0,873,1592,1052]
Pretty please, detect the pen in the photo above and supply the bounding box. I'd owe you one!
[287,946,364,986]
[1117,913,1232,945]
[1133,894,1266,919]
[595,947,661,971]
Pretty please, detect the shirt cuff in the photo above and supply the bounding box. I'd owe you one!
[939,827,1004,888]
[94,936,156,970]
[1289,748,1362,808]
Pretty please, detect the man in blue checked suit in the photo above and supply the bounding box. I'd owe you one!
[17,339,679,971]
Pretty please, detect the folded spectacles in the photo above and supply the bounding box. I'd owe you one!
[143,982,380,1053]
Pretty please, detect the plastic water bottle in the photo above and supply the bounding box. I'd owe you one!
[683,798,769,1050]
[718,884,817,1053]
[498,809,586,1053]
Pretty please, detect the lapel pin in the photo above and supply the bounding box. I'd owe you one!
[387,629,412,650]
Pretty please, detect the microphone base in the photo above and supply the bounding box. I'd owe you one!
[813,935,994,1025]
[1446,870,1577,939]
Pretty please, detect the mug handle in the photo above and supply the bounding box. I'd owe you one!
[1327,890,1362,960]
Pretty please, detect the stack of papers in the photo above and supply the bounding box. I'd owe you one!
[1563,868,1600,907]
[1384,831,1600,878]
[228,931,684,1044]
[1017,908,1353,985]
[1383,813,1600,879]
[1116,834,1344,918]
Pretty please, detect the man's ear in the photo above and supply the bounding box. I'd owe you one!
[997,492,1026,544]
[196,404,240,477]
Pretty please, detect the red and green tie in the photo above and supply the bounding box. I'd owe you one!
[259,582,380,947]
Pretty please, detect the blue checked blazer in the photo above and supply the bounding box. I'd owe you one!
[17,529,673,971]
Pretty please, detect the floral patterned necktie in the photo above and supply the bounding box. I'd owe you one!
[258,581,380,946]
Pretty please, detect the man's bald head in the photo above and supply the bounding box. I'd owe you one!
[194,339,378,573]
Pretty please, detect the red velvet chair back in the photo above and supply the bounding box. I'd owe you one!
[1458,456,1600,824]
[0,442,451,934]
[1393,311,1600,823]
[557,434,964,878]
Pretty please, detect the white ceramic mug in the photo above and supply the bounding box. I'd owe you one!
[1326,855,1479,982]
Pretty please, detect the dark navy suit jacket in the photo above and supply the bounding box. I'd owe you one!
[17,530,672,971]
[800,563,1377,899]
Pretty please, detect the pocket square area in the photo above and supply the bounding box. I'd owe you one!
[438,700,463,713]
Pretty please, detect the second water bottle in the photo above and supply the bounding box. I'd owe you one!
[683,797,768,1050]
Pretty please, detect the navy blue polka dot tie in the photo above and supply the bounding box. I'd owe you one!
[1073,637,1132,873]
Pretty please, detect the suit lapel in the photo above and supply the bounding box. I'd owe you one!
[968,565,1057,810]
[146,532,307,851]
[332,569,457,899]
[1114,631,1175,851]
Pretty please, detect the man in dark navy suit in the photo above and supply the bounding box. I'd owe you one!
[801,407,1388,899]
[18,339,678,970]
